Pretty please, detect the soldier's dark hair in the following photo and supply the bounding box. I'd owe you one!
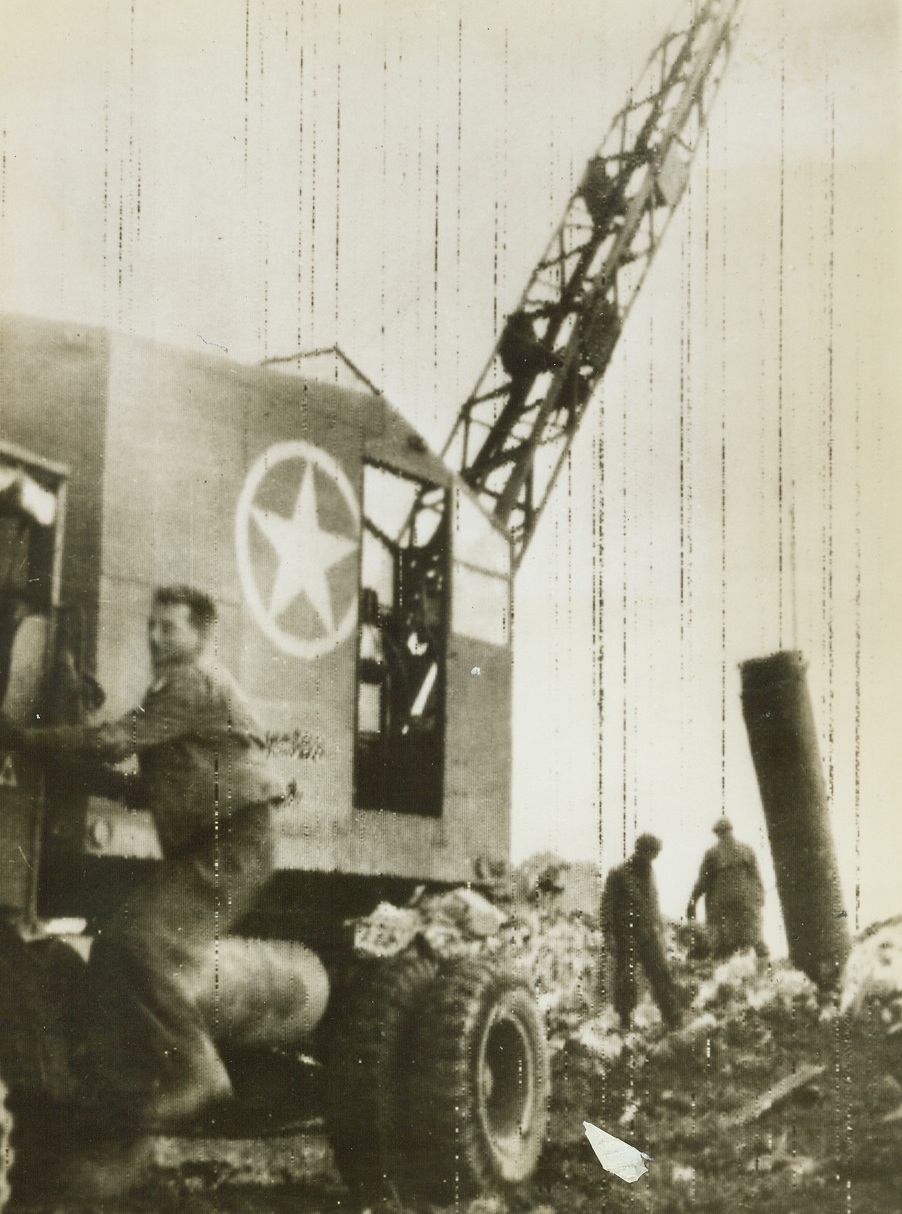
[153,585,217,637]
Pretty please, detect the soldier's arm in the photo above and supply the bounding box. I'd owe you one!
[93,670,206,756]
[688,854,712,910]
[1,711,133,781]
[20,669,203,762]
[44,753,147,805]
[600,872,620,937]
[644,876,665,943]
[18,720,113,757]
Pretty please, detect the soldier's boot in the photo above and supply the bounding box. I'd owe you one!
[141,1033,233,1130]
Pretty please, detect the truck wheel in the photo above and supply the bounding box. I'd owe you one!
[0,1076,13,1211]
[321,950,437,1196]
[407,959,550,1202]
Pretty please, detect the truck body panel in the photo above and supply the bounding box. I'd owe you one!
[0,314,512,903]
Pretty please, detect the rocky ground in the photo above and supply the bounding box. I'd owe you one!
[8,875,902,1213]
[539,950,902,1214]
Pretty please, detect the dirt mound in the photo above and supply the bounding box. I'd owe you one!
[537,933,902,1213]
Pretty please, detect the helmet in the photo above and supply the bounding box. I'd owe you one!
[634,832,662,857]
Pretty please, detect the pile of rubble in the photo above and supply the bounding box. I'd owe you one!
[539,916,902,1212]
[841,915,902,1033]
[348,869,603,1031]
[347,862,902,1212]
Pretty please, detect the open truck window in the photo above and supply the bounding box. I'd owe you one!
[355,462,447,815]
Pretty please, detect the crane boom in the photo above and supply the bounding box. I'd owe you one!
[446,0,743,566]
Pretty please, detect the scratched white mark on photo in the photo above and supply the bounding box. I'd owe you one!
[583,1120,651,1184]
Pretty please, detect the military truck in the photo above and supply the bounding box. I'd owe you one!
[0,2,741,1206]
[0,312,544,1203]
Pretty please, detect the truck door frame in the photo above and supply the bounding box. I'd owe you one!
[0,439,70,924]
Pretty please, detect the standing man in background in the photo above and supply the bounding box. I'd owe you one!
[687,818,768,959]
[601,833,683,1031]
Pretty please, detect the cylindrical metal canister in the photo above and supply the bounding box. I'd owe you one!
[201,938,330,1049]
[740,650,850,989]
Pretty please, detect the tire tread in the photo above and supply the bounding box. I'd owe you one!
[406,958,549,1202]
[322,951,437,1195]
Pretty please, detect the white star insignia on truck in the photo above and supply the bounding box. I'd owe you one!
[235,440,360,660]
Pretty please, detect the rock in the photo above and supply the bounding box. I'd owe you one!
[870,1073,902,1113]
[787,1156,819,1179]
[659,1090,694,1113]
[350,901,420,957]
[429,888,509,937]
[841,916,902,1016]
[693,950,760,1008]
[467,1196,507,1214]
[572,1010,625,1062]
[618,1102,639,1127]
[513,853,601,918]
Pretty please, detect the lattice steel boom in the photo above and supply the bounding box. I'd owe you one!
[445,0,743,566]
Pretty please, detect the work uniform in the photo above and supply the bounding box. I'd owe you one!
[600,857,682,1030]
[24,658,283,1120]
[689,834,767,959]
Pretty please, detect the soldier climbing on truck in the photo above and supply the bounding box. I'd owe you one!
[0,585,326,1128]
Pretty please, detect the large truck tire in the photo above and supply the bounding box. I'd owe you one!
[407,958,549,1202]
[321,949,437,1196]
[0,1075,13,1212]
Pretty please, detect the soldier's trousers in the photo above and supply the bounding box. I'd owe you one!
[80,803,273,1116]
[708,895,768,960]
[609,930,682,1029]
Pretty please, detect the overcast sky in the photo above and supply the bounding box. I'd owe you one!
[1,0,899,950]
